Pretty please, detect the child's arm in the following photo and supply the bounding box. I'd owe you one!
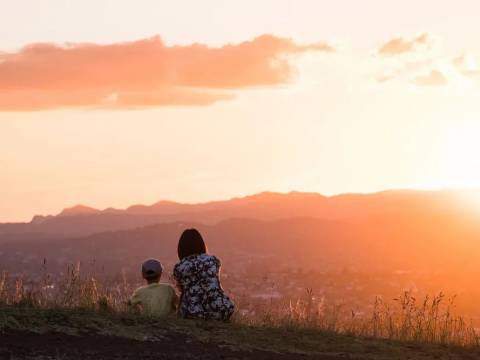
[173,289,180,308]
[169,287,179,313]
[129,289,142,311]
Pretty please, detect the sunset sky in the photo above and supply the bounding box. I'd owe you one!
[2,0,480,222]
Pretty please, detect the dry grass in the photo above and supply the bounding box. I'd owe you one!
[0,264,478,348]
[235,289,479,347]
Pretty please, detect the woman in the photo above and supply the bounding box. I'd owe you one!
[173,228,235,320]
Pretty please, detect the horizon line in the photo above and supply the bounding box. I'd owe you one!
[3,185,479,224]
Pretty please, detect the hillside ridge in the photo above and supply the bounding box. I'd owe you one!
[1,306,478,360]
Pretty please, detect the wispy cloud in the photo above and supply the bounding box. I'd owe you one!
[452,53,480,79]
[0,35,332,111]
[375,33,473,88]
[412,70,448,87]
[378,33,431,56]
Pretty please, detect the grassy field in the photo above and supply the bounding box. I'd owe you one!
[1,305,480,359]
[1,267,480,359]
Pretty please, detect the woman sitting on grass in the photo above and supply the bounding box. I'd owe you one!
[173,228,234,321]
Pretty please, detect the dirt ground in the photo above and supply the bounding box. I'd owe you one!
[0,329,353,360]
[2,307,478,360]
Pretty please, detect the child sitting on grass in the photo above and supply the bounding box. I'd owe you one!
[130,259,178,317]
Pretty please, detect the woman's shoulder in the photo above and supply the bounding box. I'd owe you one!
[197,253,220,262]
[173,254,201,272]
[174,254,220,269]
[198,253,221,267]
[176,253,220,266]
[173,258,189,275]
[198,253,216,259]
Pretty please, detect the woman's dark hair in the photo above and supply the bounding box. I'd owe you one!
[177,228,207,260]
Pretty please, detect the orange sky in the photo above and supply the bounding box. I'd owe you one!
[2,0,480,222]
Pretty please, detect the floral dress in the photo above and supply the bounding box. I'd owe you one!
[173,254,234,320]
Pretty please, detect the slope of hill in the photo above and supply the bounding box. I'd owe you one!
[1,306,478,360]
[2,209,480,275]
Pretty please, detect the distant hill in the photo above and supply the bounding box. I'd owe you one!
[2,207,480,275]
[58,205,101,217]
[0,189,476,241]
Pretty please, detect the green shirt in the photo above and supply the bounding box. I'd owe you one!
[130,283,178,317]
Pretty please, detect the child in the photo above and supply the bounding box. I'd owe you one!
[130,258,178,317]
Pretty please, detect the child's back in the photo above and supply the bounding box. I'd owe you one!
[130,259,178,317]
[131,282,177,317]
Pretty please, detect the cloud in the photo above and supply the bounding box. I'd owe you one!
[0,35,332,111]
[413,70,448,87]
[375,33,465,88]
[452,54,480,78]
[378,33,431,56]
[376,59,434,84]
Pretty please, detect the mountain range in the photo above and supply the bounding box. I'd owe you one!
[0,189,475,241]
[1,189,480,275]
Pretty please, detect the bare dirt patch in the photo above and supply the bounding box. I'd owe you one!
[0,328,350,360]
